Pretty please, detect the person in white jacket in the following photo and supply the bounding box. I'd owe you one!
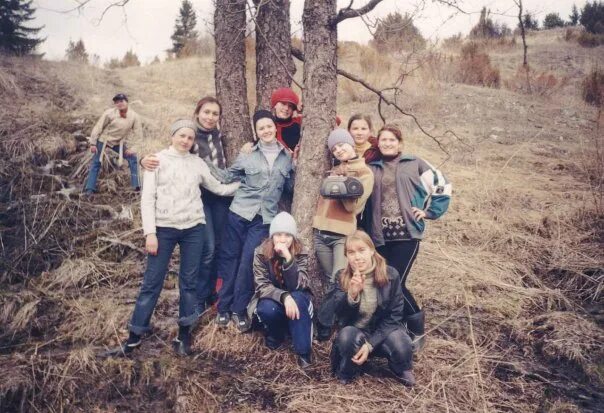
[121,119,239,357]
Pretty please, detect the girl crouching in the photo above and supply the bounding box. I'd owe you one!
[329,230,415,386]
[247,212,313,368]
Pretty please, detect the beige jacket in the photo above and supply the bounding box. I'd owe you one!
[89,108,143,146]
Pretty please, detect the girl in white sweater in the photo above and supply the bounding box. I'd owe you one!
[123,119,239,357]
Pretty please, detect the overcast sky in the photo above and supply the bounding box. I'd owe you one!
[34,0,586,63]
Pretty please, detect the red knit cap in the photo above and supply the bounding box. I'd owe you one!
[270,87,299,108]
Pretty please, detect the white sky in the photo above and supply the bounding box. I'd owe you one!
[33,0,586,63]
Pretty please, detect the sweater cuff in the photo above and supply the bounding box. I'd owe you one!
[347,292,360,305]
[366,342,373,353]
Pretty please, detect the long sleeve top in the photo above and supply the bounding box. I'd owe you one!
[89,108,143,146]
[140,147,240,235]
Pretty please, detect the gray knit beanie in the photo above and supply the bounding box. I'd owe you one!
[327,128,355,151]
[269,212,297,237]
[170,119,197,136]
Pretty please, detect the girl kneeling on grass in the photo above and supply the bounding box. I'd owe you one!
[247,212,313,368]
[329,230,415,386]
[122,119,239,356]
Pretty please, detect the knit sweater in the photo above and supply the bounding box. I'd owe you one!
[141,147,240,235]
[89,108,143,146]
[348,262,378,330]
[312,157,374,236]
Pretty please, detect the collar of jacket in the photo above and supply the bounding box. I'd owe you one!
[257,248,309,259]
[251,140,289,154]
[368,153,416,167]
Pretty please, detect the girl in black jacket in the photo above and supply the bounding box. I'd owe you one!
[329,230,415,386]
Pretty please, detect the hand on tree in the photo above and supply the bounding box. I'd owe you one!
[274,242,292,262]
[140,155,160,171]
[146,234,158,255]
[348,271,365,300]
[411,207,426,221]
[351,342,370,365]
[292,144,300,162]
[284,295,300,320]
[240,142,253,154]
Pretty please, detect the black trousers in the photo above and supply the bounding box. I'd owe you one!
[330,326,413,380]
[377,240,421,315]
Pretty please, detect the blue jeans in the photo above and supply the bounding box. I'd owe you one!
[217,212,269,315]
[196,193,232,308]
[84,141,139,192]
[256,291,313,356]
[129,224,205,335]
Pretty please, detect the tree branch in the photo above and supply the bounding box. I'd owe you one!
[332,0,385,26]
[292,46,457,155]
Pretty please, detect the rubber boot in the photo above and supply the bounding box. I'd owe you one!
[173,325,192,356]
[405,310,425,353]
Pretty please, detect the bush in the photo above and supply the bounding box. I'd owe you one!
[470,7,512,38]
[504,65,566,96]
[521,12,540,30]
[577,31,604,46]
[455,42,500,88]
[582,67,604,107]
[580,1,604,34]
[371,12,426,52]
[543,13,566,29]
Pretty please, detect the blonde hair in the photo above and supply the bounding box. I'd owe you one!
[339,230,389,290]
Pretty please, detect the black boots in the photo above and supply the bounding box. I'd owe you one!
[297,353,312,369]
[405,310,426,353]
[396,370,416,387]
[173,325,192,356]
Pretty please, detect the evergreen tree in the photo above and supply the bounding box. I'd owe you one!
[0,0,44,55]
[121,49,140,67]
[521,12,539,30]
[569,4,580,25]
[580,1,604,34]
[65,39,89,63]
[170,0,198,57]
[543,13,565,29]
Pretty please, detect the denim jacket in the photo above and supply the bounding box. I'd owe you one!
[213,143,294,224]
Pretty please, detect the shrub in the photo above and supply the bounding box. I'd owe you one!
[504,65,566,96]
[543,13,566,29]
[580,1,604,34]
[65,39,88,63]
[455,42,500,88]
[521,12,539,30]
[371,12,426,52]
[442,33,463,49]
[577,31,604,46]
[470,7,512,38]
[582,67,604,107]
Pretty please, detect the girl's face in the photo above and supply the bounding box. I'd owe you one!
[273,232,293,248]
[349,119,371,145]
[197,102,221,130]
[346,239,374,273]
[274,102,295,120]
[378,130,401,157]
[171,127,196,154]
[332,142,356,162]
[255,118,277,144]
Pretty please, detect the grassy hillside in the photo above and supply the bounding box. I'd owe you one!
[0,29,602,412]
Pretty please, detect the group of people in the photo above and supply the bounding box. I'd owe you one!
[85,88,452,386]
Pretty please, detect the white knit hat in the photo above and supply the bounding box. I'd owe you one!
[269,212,297,237]
[170,119,197,136]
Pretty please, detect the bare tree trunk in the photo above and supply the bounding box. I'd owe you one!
[214,0,253,164]
[254,0,296,110]
[291,0,338,296]
[515,0,531,93]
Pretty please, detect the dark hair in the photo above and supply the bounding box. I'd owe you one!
[339,230,389,290]
[193,96,222,117]
[347,113,373,131]
[377,124,403,143]
[260,236,304,285]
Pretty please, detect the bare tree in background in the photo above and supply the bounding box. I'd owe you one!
[513,0,532,93]
[214,0,254,163]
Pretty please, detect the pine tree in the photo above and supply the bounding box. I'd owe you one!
[569,4,580,25]
[371,12,425,52]
[543,13,565,29]
[521,12,539,30]
[580,1,604,34]
[170,0,198,57]
[65,39,89,63]
[121,50,140,67]
[0,0,44,55]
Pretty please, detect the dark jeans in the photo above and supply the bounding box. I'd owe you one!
[256,291,313,356]
[331,326,413,381]
[84,141,139,192]
[217,212,269,315]
[196,192,232,308]
[377,240,421,315]
[313,229,347,284]
[129,224,205,335]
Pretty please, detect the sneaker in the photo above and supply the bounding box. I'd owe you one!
[120,338,141,356]
[297,354,312,369]
[215,312,231,327]
[396,370,416,387]
[232,313,251,333]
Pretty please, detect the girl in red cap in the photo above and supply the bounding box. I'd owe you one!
[270,87,303,153]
